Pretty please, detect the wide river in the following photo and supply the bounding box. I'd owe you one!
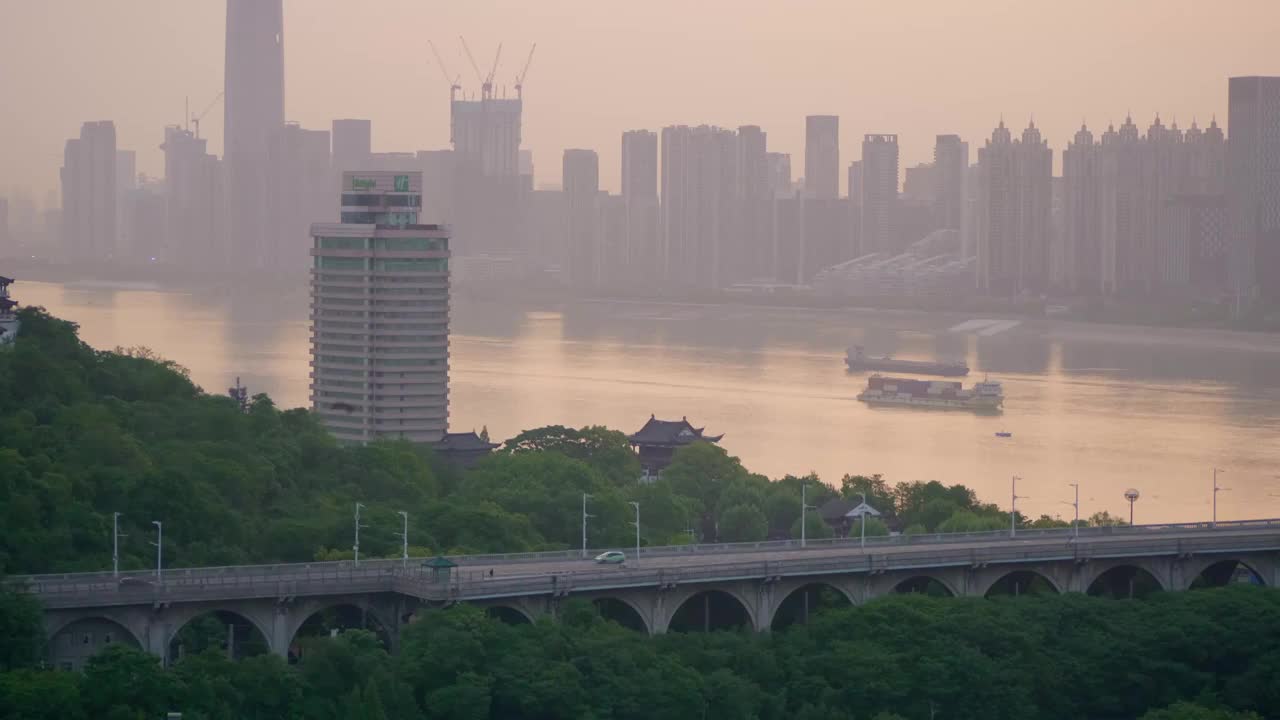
[19,280,1280,525]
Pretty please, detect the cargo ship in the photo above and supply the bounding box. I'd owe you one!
[845,346,969,377]
[856,375,1003,412]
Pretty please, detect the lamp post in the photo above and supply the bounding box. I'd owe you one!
[150,520,163,582]
[353,502,367,566]
[112,512,123,578]
[849,493,881,549]
[1212,468,1227,527]
[1010,476,1025,538]
[396,511,409,569]
[1124,488,1140,526]
[581,493,593,559]
[800,481,817,548]
[1064,483,1080,541]
[628,501,640,566]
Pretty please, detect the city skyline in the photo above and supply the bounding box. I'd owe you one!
[3,1,1279,199]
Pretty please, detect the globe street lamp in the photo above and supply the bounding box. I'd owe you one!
[1124,488,1140,526]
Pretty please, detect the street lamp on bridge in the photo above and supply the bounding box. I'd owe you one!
[800,480,817,548]
[581,493,593,559]
[353,503,368,566]
[1010,476,1026,538]
[628,501,640,566]
[112,512,124,578]
[395,511,409,569]
[1213,468,1228,527]
[1063,483,1080,541]
[1124,488,1140,526]
[150,520,163,582]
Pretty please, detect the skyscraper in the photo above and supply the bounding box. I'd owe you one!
[1061,124,1104,293]
[736,125,771,283]
[660,125,739,289]
[267,123,332,271]
[622,130,659,283]
[60,121,117,261]
[563,149,600,289]
[860,134,899,255]
[805,115,839,200]
[224,0,285,270]
[450,90,523,256]
[162,125,224,269]
[310,171,450,444]
[934,135,969,232]
[977,121,1051,295]
[1227,76,1280,301]
[332,119,372,172]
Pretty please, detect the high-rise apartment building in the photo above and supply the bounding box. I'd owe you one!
[977,121,1052,294]
[660,125,739,290]
[563,149,600,289]
[804,115,839,200]
[162,125,224,269]
[332,119,372,172]
[1227,76,1280,301]
[736,125,771,283]
[267,123,333,271]
[310,171,450,444]
[860,134,899,255]
[1061,124,1105,293]
[450,92,523,256]
[934,135,969,232]
[60,121,117,261]
[225,0,285,270]
[622,130,659,281]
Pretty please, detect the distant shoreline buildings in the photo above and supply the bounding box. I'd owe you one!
[1,0,1273,314]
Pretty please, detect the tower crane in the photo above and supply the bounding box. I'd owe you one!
[427,39,462,101]
[514,43,537,99]
[483,42,502,100]
[458,36,485,98]
[191,91,224,140]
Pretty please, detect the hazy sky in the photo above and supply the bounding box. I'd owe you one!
[3,0,1279,203]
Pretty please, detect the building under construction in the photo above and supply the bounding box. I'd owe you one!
[430,40,535,259]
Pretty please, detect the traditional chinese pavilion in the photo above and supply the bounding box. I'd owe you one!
[628,415,722,481]
[435,430,499,468]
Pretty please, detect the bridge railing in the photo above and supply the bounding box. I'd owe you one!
[13,517,1280,596]
[412,531,1280,602]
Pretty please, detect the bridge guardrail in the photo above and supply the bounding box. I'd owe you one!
[14,517,1280,587]
[15,523,1280,607]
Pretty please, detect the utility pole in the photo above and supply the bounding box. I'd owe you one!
[800,481,816,548]
[1010,476,1024,539]
[150,521,163,582]
[628,501,640,566]
[353,503,368,566]
[1212,468,1227,527]
[1065,483,1080,541]
[396,511,409,569]
[581,493,593,559]
[112,512,124,578]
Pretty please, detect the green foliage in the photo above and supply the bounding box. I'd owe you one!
[501,424,640,486]
[718,504,768,542]
[0,582,44,671]
[1140,702,1264,720]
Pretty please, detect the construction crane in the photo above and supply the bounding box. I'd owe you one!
[483,42,502,99]
[514,43,537,99]
[427,38,461,101]
[191,91,224,140]
[459,35,485,99]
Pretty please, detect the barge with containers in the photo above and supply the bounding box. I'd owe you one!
[856,375,1003,412]
[845,346,969,377]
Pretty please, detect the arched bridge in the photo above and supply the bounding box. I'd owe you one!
[13,519,1280,668]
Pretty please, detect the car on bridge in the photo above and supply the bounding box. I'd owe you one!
[594,551,626,565]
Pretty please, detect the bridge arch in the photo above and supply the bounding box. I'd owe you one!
[47,615,142,671]
[891,575,958,597]
[770,582,854,631]
[1087,565,1164,599]
[1187,558,1269,589]
[166,609,271,663]
[663,587,755,633]
[286,601,393,662]
[484,604,535,625]
[591,597,651,634]
[981,569,1061,598]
